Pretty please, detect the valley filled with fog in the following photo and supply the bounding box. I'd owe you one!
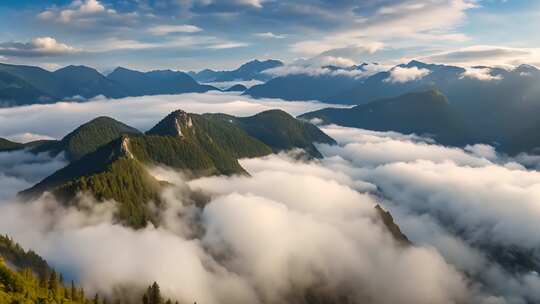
[2,92,540,304]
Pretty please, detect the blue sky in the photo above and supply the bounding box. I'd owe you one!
[0,0,538,71]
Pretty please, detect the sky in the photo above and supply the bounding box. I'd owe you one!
[0,0,539,71]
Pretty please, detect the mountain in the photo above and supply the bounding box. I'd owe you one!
[0,138,24,152]
[300,90,468,146]
[245,73,361,102]
[0,70,52,106]
[107,67,217,96]
[53,65,126,98]
[0,63,219,107]
[204,109,336,158]
[189,59,283,83]
[243,64,371,102]
[225,84,247,92]
[39,116,142,161]
[20,109,335,227]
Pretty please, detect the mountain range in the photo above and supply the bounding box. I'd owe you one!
[0,63,218,107]
[18,109,334,227]
[188,59,283,83]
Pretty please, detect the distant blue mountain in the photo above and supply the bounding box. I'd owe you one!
[189,59,283,82]
[0,63,217,107]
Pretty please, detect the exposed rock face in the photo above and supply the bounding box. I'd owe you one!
[146,109,194,137]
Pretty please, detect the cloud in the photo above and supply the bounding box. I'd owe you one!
[254,32,286,39]
[0,150,66,199]
[5,93,540,302]
[206,42,249,49]
[317,125,540,301]
[422,45,540,68]
[0,92,346,140]
[0,37,79,58]
[384,66,431,83]
[290,0,475,56]
[38,0,136,25]
[148,25,203,35]
[460,67,503,81]
[263,57,384,78]
[0,150,472,304]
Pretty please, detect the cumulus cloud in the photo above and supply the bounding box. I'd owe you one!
[38,0,136,25]
[0,92,346,140]
[460,67,503,81]
[385,66,431,83]
[0,37,79,57]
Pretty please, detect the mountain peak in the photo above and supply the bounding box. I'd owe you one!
[146,109,194,137]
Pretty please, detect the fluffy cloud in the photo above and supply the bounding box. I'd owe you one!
[0,150,472,304]
[38,0,136,25]
[460,67,503,81]
[0,37,79,57]
[384,66,431,83]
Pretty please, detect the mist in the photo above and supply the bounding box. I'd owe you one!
[0,92,347,141]
[1,93,540,303]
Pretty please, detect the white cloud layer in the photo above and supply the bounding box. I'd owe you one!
[3,93,540,303]
[0,92,347,140]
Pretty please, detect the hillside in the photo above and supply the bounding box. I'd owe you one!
[0,138,24,152]
[300,90,468,146]
[20,109,335,227]
[46,116,142,161]
[53,65,127,98]
[204,109,336,158]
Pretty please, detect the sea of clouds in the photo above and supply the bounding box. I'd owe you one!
[1,92,540,304]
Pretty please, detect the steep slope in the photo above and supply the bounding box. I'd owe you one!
[20,110,275,226]
[107,67,217,96]
[204,109,336,158]
[21,109,337,226]
[189,59,283,83]
[300,90,468,146]
[49,116,142,161]
[53,65,126,98]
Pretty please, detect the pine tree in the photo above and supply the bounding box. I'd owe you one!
[94,293,100,304]
[71,280,77,300]
[150,282,163,304]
